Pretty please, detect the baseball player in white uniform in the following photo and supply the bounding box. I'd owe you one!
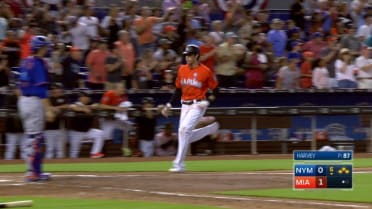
[162,45,219,172]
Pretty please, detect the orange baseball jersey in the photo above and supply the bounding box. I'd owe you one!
[100,90,128,106]
[175,63,218,101]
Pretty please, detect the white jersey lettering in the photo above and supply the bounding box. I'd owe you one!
[180,78,202,88]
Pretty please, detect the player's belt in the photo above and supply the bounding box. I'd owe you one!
[181,99,203,105]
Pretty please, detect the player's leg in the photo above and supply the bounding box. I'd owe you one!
[4,133,17,160]
[19,134,27,160]
[189,121,219,143]
[69,130,84,158]
[44,130,55,159]
[18,96,47,180]
[171,104,206,171]
[87,128,105,158]
[56,129,66,159]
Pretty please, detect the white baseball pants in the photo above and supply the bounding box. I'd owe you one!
[173,102,219,169]
[45,129,66,159]
[68,129,104,158]
[4,133,26,160]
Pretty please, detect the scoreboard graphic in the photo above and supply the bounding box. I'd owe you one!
[293,151,353,189]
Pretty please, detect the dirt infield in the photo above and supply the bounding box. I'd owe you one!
[0,154,372,209]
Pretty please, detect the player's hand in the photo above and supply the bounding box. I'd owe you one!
[161,103,172,117]
[197,100,210,109]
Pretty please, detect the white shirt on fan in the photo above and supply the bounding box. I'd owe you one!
[334,59,357,81]
[78,16,99,38]
[69,22,90,51]
[355,55,372,78]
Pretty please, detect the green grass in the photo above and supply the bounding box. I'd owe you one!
[0,197,225,209]
[218,173,372,203]
[0,158,371,173]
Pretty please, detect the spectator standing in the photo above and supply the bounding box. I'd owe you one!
[340,23,361,55]
[312,58,331,89]
[267,18,287,58]
[209,20,224,45]
[290,0,306,30]
[105,44,123,90]
[355,47,372,88]
[335,48,358,88]
[155,122,177,156]
[85,38,110,90]
[2,30,21,68]
[0,14,8,41]
[200,34,217,72]
[134,6,174,55]
[276,54,301,90]
[68,16,91,52]
[115,30,136,89]
[300,51,314,89]
[357,14,372,42]
[133,49,158,89]
[0,52,9,91]
[61,46,84,89]
[215,32,240,88]
[302,32,327,59]
[78,6,99,39]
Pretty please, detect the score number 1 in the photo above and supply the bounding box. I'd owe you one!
[316,165,327,188]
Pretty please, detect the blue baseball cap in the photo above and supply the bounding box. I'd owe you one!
[291,40,303,48]
[31,36,50,52]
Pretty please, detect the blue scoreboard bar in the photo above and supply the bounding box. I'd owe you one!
[293,151,353,161]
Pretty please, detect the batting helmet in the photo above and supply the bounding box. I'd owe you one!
[31,36,50,52]
[183,44,200,56]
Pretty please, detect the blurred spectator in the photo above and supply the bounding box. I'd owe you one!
[115,30,136,89]
[245,44,266,89]
[133,49,158,89]
[300,51,314,89]
[49,42,67,83]
[155,122,177,156]
[267,18,287,58]
[356,14,372,42]
[0,14,8,42]
[340,23,361,54]
[355,46,372,88]
[67,90,105,158]
[209,20,224,45]
[200,34,217,72]
[105,44,123,90]
[68,15,91,52]
[302,32,327,59]
[215,32,240,87]
[335,48,358,88]
[100,6,123,47]
[153,38,178,74]
[290,0,306,30]
[62,46,84,89]
[85,38,110,90]
[44,83,69,159]
[2,30,21,68]
[159,69,176,90]
[4,85,25,160]
[255,10,270,33]
[276,53,300,89]
[135,97,157,157]
[238,11,254,46]
[312,57,331,89]
[0,52,9,90]
[78,6,99,38]
[134,6,175,55]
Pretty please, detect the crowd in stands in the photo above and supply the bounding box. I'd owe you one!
[0,0,372,91]
[3,0,372,159]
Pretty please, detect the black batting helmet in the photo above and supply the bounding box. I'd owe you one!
[183,44,200,56]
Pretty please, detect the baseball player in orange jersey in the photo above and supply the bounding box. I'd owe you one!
[162,44,219,172]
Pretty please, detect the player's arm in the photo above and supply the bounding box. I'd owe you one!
[161,88,181,117]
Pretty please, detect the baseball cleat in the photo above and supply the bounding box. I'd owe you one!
[168,167,186,173]
[25,173,51,182]
[90,153,105,158]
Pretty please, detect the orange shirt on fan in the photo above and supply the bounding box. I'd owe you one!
[175,63,218,101]
[199,44,216,72]
[100,90,128,106]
